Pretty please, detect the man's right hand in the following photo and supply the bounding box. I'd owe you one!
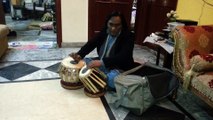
[69,53,82,63]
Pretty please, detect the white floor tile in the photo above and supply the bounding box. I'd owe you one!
[0,80,109,120]
[24,60,61,68]
[14,69,60,81]
[0,76,10,82]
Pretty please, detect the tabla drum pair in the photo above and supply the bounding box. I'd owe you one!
[58,57,107,97]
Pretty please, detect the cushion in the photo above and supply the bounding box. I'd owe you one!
[190,54,213,72]
[39,22,53,30]
[174,25,213,70]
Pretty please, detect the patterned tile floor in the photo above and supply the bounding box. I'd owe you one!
[0,60,61,82]
[0,46,190,120]
[1,45,213,119]
[0,45,159,82]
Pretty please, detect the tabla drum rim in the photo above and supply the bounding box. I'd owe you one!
[83,87,106,98]
[60,79,84,90]
[61,57,85,69]
[79,65,92,79]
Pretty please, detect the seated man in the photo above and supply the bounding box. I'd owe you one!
[70,11,135,89]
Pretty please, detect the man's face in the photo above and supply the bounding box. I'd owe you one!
[107,16,122,36]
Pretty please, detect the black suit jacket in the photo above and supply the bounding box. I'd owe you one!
[77,29,135,71]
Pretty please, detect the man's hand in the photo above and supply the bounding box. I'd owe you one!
[88,60,102,68]
[69,53,82,62]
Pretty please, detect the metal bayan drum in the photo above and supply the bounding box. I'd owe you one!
[58,57,85,90]
[79,65,107,98]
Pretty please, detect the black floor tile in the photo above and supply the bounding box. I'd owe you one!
[0,63,40,80]
[124,105,185,120]
[45,62,60,73]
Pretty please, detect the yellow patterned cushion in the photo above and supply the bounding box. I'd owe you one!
[190,54,213,72]
[175,25,213,70]
[191,72,213,102]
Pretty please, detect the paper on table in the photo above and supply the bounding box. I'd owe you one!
[143,36,174,54]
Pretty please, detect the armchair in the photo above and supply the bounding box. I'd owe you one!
[0,24,10,58]
[172,25,213,107]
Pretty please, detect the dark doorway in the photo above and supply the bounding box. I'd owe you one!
[2,0,62,48]
[88,0,134,40]
[134,0,178,45]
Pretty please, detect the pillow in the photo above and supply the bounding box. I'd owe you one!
[39,22,53,30]
[190,54,213,72]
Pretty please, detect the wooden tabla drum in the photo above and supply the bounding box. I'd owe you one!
[79,65,107,98]
[58,57,85,90]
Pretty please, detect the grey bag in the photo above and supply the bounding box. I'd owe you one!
[113,62,179,115]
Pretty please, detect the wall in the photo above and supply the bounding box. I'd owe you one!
[61,0,213,45]
[176,0,213,25]
[61,0,88,45]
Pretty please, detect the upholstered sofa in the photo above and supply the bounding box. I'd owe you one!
[172,25,213,107]
[0,24,9,58]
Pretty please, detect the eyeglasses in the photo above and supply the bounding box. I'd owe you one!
[108,22,121,28]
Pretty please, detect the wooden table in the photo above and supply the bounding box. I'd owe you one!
[143,37,174,69]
